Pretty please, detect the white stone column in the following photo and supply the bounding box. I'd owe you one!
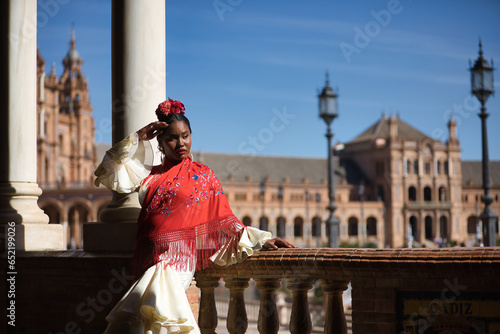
[0,0,64,251]
[84,0,166,252]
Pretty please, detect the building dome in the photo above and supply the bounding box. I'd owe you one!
[65,48,81,62]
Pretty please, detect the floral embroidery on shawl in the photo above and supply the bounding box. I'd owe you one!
[132,157,245,276]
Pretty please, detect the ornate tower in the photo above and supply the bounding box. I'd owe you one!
[37,30,96,188]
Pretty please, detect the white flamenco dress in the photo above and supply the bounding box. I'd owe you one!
[96,134,272,334]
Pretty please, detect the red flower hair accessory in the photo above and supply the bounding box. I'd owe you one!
[155,98,185,118]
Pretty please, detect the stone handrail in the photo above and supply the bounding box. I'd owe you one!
[195,247,500,334]
[406,201,453,209]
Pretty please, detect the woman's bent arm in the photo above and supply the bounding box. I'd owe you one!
[94,132,155,193]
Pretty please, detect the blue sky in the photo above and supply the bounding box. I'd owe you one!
[37,0,500,160]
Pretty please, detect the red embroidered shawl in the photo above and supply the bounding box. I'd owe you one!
[131,157,245,276]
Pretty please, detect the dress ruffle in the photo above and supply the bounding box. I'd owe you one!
[104,227,271,334]
[94,133,155,193]
[103,263,199,334]
[210,226,272,266]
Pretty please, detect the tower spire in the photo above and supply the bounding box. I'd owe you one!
[70,22,76,50]
[447,110,457,144]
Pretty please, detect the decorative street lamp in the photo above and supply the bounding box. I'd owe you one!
[318,73,340,248]
[469,40,498,246]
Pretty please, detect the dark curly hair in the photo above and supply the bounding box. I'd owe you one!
[157,112,192,133]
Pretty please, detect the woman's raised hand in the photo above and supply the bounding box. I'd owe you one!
[136,121,169,141]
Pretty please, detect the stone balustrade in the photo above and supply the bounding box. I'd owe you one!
[3,248,500,333]
[195,247,500,334]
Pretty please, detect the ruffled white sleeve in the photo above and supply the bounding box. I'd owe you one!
[210,226,273,267]
[94,133,155,193]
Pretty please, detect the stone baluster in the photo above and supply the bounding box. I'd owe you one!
[255,278,281,334]
[224,277,250,334]
[286,278,314,334]
[321,279,349,334]
[196,276,220,334]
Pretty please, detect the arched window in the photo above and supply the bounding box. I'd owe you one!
[276,216,286,238]
[467,216,477,234]
[366,217,377,236]
[440,216,448,239]
[424,187,432,202]
[409,216,418,240]
[312,216,321,237]
[294,217,304,237]
[424,162,431,175]
[408,186,417,201]
[377,185,385,201]
[259,216,269,232]
[425,216,433,240]
[58,134,63,154]
[348,217,358,236]
[242,216,252,226]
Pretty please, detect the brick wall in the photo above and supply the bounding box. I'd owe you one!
[0,251,200,334]
[348,249,500,333]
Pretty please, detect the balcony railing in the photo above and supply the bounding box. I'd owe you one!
[195,247,500,334]
[405,201,452,209]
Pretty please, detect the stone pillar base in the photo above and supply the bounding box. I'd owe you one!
[0,182,65,251]
[83,222,136,252]
[84,191,139,252]
[99,191,141,224]
[1,223,65,251]
[0,182,49,224]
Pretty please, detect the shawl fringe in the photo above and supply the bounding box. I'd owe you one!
[132,214,244,276]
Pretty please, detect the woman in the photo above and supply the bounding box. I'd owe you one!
[95,99,295,334]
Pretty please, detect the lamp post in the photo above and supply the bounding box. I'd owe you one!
[469,41,498,247]
[318,73,340,248]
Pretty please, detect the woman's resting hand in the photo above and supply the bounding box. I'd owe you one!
[262,237,297,251]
